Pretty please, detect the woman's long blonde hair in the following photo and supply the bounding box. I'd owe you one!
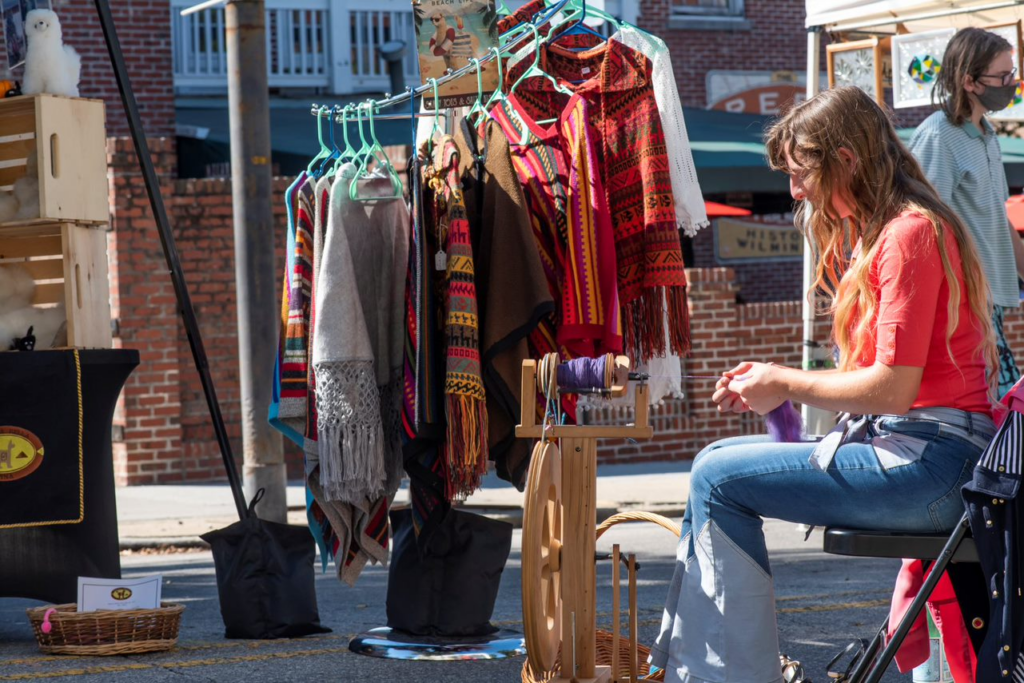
[765,86,996,392]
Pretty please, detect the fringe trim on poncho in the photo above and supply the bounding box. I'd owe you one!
[444,393,490,500]
[315,359,386,503]
[624,284,691,363]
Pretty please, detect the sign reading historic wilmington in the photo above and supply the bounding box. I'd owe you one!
[714,218,803,263]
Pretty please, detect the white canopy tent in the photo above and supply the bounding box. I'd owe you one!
[798,1,1024,433]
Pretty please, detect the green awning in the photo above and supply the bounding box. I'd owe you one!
[176,102,1024,191]
[682,108,785,194]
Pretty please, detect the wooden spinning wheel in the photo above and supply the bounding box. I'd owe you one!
[517,356,653,683]
[522,440,563,673]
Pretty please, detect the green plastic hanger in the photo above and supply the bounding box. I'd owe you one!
[483,46,507,111]
[306,105,332,174]
[350,101,404,202]
[351,101,372,170]
[466,58,488,126]
[424,78,443,157]
[510,23,573,99]
[327,104,358,177]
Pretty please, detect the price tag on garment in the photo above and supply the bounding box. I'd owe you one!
[435,250,448,271]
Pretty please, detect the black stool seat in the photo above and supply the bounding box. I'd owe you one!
[824,528,978,563]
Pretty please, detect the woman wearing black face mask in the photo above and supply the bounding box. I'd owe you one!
[909,27,1024,398]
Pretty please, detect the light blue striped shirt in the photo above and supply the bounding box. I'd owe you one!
[908,111,1020,308]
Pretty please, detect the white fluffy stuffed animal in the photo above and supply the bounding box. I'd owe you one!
[22,10,81,98]
[0,264,64,349]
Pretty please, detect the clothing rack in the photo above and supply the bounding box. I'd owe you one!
[308,0,574,121]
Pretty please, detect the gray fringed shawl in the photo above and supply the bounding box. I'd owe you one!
[312,164,408,505]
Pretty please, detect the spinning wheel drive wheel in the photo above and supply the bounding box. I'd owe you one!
[522,439,563,674]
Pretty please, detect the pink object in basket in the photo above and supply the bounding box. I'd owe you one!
[40,608,56,634]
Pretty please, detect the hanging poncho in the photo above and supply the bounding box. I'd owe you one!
[311,163,409,584]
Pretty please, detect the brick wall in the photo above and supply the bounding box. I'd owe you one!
[11,0,176,138]
[107,138,302,485]
[638,0,807,108]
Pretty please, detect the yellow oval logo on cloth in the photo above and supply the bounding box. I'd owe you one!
[111,588,133,601]
[0,427,44,482]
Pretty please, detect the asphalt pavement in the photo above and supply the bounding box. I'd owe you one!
[0,461,913,682]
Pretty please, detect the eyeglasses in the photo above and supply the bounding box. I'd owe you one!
[978,67,1018,87]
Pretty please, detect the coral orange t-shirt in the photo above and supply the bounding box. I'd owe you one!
[846,211,991,416]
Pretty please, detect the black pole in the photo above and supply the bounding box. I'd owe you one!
[92,0,248,521]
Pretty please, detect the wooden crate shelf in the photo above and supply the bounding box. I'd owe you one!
[0,95,108,226]
[0,222,111,349]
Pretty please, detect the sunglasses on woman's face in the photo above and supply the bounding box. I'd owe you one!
[431,16,442,24]
[978,67,1019,87]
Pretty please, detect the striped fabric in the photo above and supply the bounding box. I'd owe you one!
[281,177,317,422]
[980,408,1023,476]
[269,172,307,448]
[561,96,622,354]
[908,112,1021,309]
[434,136,490,499]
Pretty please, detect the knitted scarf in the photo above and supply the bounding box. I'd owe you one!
[430,136,489,499]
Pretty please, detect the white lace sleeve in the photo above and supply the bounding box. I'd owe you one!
[616,27,708,237]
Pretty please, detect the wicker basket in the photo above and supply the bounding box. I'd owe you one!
[521,629,665,682]
[26,602,184,655]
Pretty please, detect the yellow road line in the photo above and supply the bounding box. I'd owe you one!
[1,635,350,667]
[0,647,353,680]
[776,590,890,603]
[1,598,888,679]
[778,599,889,614]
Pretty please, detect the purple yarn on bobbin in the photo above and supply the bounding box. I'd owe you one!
[557,356,608,390]
[765,401,803,442]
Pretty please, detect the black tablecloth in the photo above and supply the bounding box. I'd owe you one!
[0,349,139,603]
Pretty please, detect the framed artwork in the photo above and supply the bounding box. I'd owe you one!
[986,21,1024,121]
[413,0,500,110]
[827,38,885,105]
[891,28,956,109]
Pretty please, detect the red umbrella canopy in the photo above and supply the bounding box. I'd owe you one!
[705,201,752,219]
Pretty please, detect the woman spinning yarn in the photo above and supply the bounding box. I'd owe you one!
[652,86,999,682]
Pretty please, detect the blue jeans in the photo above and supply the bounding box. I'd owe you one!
[651,417,994,683]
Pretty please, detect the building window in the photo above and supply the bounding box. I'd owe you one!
[672,0,744,17]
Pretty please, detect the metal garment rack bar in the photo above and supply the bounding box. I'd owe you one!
[309,0,573,120]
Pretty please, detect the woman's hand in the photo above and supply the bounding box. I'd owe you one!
[712,374,750,414]
[719,361,787,416]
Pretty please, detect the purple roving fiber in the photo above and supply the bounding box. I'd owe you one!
[765,400,803,442]
[558,356,607,390]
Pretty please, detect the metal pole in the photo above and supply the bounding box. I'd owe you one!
[92,0,248,521]
[226,0,286,523]
[800,27,834,437]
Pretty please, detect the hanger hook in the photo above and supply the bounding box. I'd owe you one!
[429,77,441,136]
[490,46,503,91]
[472,57,483,98]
